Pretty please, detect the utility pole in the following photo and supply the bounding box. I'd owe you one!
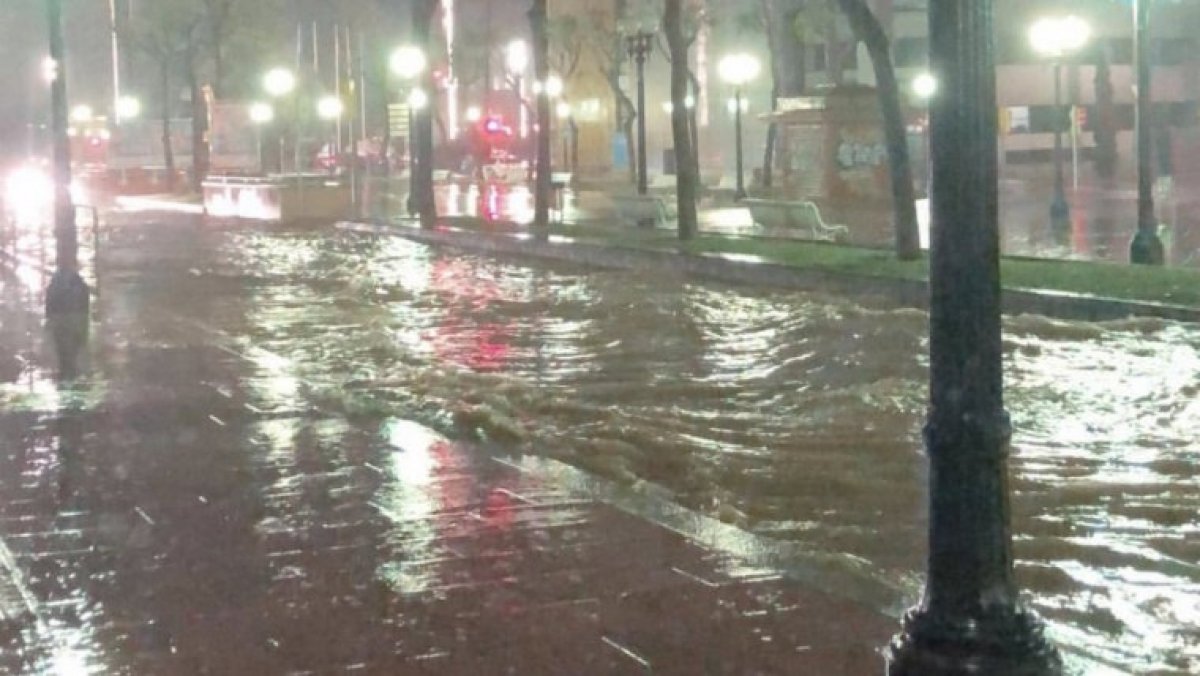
[45,0,91,322]
[886,2,1062,674]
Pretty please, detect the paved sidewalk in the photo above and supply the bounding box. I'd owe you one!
[0,214,895,674]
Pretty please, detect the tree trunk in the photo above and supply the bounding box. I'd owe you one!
[412,0,439,228]
[665,0,697,240]
[160,63,176,193]
[187,49,210,194]
[836,0,919,260]
[531,0,552,231]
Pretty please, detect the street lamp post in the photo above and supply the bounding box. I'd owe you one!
[627,32,653,198]
[390,45,428,218]
[719,53,761,201]
[506,40,530,139]
[556,101,574,171]
[1131,0,1165,265]
[44,0,90,323]
[542,74,564,172]
[912,73,937,196]
[249,102,274,175]
[317,95,344,174]
[115,96,141,124]
[263,67,297,173]
[1030,15,1090,238]
[886,2,1062,674]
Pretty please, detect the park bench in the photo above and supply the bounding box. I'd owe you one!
[743,198,850,242]
[612,194,671,227]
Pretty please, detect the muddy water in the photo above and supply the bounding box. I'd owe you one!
[121,225,1200,672]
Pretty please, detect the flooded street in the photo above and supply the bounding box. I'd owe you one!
[2,215,1198,673]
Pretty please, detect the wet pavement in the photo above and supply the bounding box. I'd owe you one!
[2,210,1198,674]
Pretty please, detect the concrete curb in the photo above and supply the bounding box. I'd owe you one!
[337,220,1200,324]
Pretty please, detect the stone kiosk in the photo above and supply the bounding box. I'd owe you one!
[746,86,891,242]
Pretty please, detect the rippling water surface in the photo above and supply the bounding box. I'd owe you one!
[192,229,1200,673]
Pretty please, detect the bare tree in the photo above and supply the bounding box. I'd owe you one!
[654,2,703,190]
[758,0,813,188]
[664,0,698,239]
[129,0,206,192]
[835,0,919,259]
[200,0,235,97]
[584,1,638,182]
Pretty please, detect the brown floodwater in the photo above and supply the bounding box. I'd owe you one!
[3,218,1197,673]
[217,229,1198,673]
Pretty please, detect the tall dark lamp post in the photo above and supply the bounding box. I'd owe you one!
[626,31,653,198]
[886,1,1062,674]
[249,103,275,175]
[44,0,90,321]
[263,67,297,173]
[719,53,761,202]
[506,40,530,140]
[1030,15,1090,238]
[912,72,937,196]
[390,45,428,218]
[1131,0,1165,265]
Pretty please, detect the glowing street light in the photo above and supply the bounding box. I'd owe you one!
[466,106,482,122]
[1029,15,1090,236]
[556,101,572,120]
[544,74,564,99]
[115,95,141,121]
[912,72,938,101]
[719,53,761,200]
[250,102,274,124]
[70,104,93,124]
[390,45,427,81]
[505,39,530,74]
[506,40,531,138]
[407,88,430,110]
[263,68,296,98]
[718,53,761,88]
[317,96,344,120]
[725,97,749,115]
[1029,16,1090,59]
[663,95,695,115]
[42,56,58,83]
